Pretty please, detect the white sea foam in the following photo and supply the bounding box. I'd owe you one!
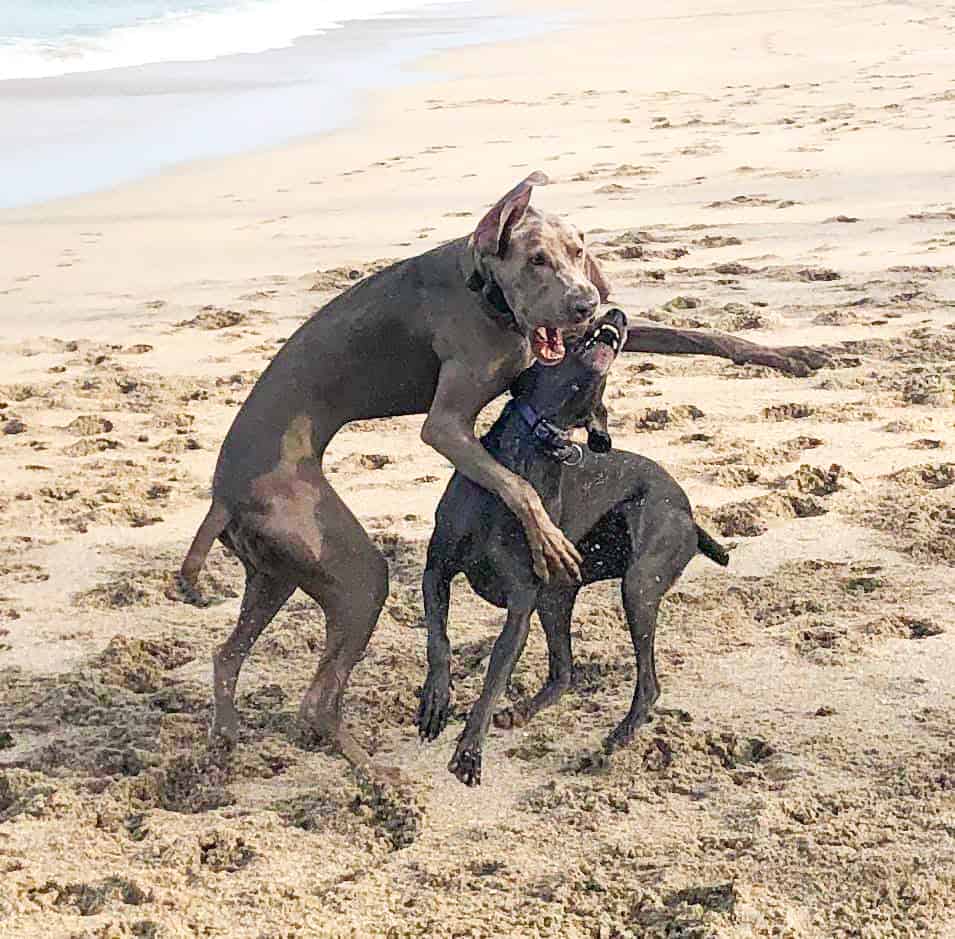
[0,0,465,81]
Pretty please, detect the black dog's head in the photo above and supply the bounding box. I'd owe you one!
[509,307,627,453]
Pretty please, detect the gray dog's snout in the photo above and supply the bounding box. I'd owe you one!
[571,297,598,321]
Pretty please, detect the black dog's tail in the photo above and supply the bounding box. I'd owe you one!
[696,524,730,567]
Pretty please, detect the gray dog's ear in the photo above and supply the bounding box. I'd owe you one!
[472,172,549,257]
[585,398,612,453]
[584,250,612,302]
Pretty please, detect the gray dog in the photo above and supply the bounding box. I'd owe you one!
[417,308,728,785]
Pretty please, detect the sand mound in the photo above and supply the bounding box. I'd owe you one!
[849,463,955,564]
[633,404,705,431]
[698,492,826,537]
[95,636,196,694]
[175,307,246,330]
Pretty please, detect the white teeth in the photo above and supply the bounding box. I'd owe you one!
[595,324,620,350]
[583,322,621,353]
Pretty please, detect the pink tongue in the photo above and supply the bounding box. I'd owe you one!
[532,327,565,364]
[545,328,564,358]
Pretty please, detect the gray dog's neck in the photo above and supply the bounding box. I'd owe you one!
[460,243,523,336]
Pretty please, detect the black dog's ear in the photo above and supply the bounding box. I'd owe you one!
[585,398,612,453]
[509,366,538,400]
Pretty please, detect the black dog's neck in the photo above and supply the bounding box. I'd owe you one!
[481,399,572,501]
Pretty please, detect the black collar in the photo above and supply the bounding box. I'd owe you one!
[505,399,583,466]
[466,265,522,334]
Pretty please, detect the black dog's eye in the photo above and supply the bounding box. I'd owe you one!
[530,253,548,266]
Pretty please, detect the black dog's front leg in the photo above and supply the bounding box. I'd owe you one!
[449,587,537,786]
[416,566,453,741]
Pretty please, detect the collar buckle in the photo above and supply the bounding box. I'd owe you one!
[560,443,584,466]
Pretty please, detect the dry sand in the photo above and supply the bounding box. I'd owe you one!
[1,0,954,936]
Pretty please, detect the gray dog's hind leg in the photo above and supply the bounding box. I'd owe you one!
[449,587,537,786]
[297,550,389,771]
[605,507,697,753]
[493,585,578,730]
[211,569,297,746]
[416,566,454,741]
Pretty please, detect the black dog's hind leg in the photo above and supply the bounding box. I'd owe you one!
[450,587,537,785]
[494,585,579,730]
[416,565,454,741]
[605,506,697,753]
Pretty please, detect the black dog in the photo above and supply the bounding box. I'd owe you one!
[417,308,728,785]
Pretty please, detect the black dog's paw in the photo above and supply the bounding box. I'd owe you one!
[603,726,634,754]
[415,678,451,742]
[448,744,482,786]
[587,428,612,453]
[603,710,652,754]
[492,706,525,730]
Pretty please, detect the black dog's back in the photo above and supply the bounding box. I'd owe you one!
[429,442,728,602]
[556,448,727,582]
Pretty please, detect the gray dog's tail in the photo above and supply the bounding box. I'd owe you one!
[695,524,729,567]
[171,500,231,606]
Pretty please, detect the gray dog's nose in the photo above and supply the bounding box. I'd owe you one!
[572,298,598,321]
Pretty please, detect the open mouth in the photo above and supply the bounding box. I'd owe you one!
[531,326,566,366]
[579,320,623,373]
[584,321,622,353]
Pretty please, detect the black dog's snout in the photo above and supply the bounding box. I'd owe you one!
[604,307,628,330]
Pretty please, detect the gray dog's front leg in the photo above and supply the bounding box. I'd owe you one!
[417,566,453,742]
[622,323,831,376]
[449,588,537,786]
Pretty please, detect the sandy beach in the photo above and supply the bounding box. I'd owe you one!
[1,0,954,935]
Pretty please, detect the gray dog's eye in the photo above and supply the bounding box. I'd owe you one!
[530,253,547,266]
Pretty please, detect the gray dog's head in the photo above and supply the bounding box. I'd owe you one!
[469,172,611,367]
[509,307,627,452]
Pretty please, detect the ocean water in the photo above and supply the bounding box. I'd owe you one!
[0,0,469,80]
[0,2,562,207]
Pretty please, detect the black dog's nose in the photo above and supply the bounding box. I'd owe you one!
[605,307,628,329]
